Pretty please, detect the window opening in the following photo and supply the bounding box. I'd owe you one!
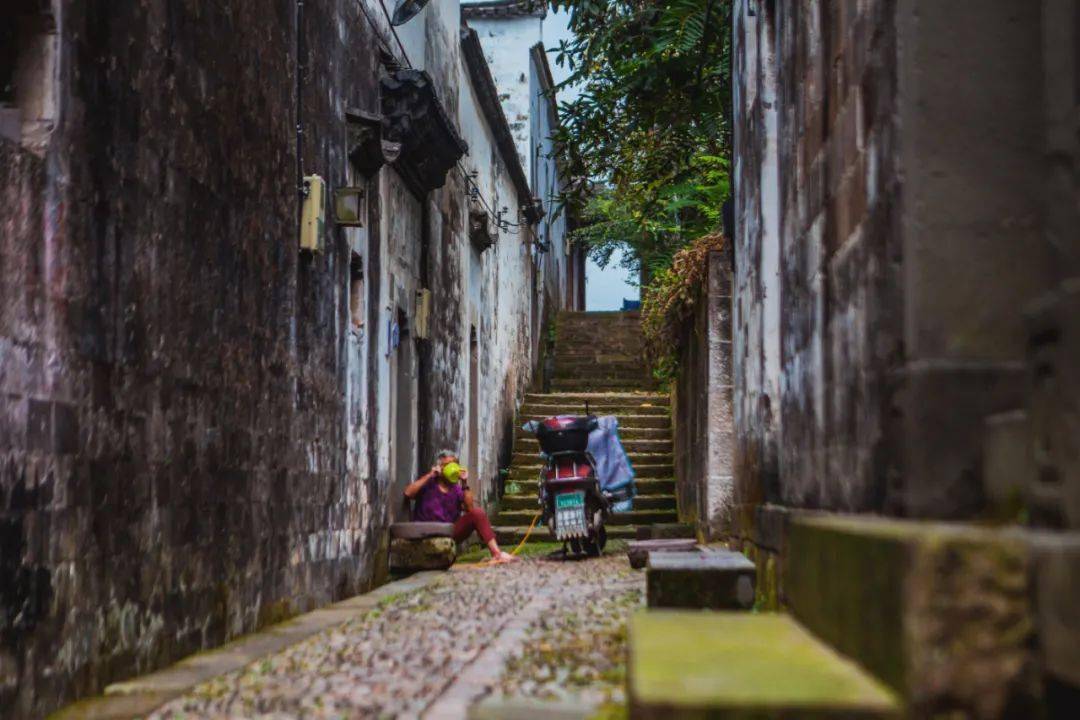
[350,253,365,332]
[0,3,57,152]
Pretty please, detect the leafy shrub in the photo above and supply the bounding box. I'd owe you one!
[640,232,726,380]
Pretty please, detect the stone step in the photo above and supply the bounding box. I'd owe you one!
[511,451,673,466]
[495,508,678,526]
[627,538,699,569]
[646,549,757,610]
[494,524,641,545]
[500,493,677,512]
[514,437,672,454]
[524,392,668,406]
[557,322,641,330]
[633,522,697,540]
[504,477,676,496]
[521,403,669,417]
[558,310,639,319]
[554,358,645,371]
[389,537,456,572]
[628,611,900,719]
[552,367,646,380]
[552,349,643,360]
[555,333,642,343]
[551,379,655,392]
[784,515,1038,710]
[558,317,640,324]
[514,426,670,441]
[506,465,674,481]
[519,413,671,428]
[557,317,641,327]
[548,354,639,367]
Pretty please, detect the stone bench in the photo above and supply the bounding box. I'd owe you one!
[389,522,457,571]
[635,522,696,540]
[626,538,698,569]
[646,548,756,610]
[629,611,900,719]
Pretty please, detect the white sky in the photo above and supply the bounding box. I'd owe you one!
[542,8,639,311]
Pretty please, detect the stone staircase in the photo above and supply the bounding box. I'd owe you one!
[493,311,689,546]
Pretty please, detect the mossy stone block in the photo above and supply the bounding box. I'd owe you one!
[785,515,1039,717]
[627,539,697,569]
[647,550,756,610]
[389,537,456,571]
[628,610,900,719]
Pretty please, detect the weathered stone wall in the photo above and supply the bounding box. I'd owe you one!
[0,1,555,716]
[673,251,735,540]
[734,0,904,519]
[733,0,1054,524]
[0,3,387,715]
[731,0,783,521]
[1025,0,1080,532]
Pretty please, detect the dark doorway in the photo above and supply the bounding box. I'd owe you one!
[392,306,416,520]
[468,325,479,502]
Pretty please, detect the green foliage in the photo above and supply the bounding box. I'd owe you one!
[553,0,733,278]
[640,232,726,378]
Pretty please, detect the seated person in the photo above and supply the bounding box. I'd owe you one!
[404,449,517,564]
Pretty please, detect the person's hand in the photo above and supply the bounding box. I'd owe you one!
[459,468,469,481]
[430,464,442,477]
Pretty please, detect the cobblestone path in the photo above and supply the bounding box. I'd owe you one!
[150,554,642,719]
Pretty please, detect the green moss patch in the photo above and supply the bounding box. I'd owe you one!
[629,611,899,717]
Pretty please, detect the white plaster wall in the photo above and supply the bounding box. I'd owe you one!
[467,15,571,317]
[455,35,536,506]
[356,2,563,516]
[465,16,543,177]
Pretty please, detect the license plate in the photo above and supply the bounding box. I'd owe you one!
[556,491,585,509]
[555,491,587,539]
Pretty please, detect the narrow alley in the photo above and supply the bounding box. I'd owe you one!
[147,558,640,719]
[3,1,1079,719]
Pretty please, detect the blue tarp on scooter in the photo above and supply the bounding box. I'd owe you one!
[589,416,636,512]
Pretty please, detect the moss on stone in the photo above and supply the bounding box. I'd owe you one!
[752,552,779,612]
[784,515,1038,714]
[256,598,295,628]
[629,610,899,718]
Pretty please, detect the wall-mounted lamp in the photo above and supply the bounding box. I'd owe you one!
[391,0,432,25]
[334,187,366,226]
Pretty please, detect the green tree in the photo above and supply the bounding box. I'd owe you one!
[551,0,733,280]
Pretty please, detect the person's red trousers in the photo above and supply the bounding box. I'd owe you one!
[453,507,496,544]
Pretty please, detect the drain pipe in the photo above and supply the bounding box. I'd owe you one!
[296,0,307,196]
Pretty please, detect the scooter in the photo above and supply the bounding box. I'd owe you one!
[529,414,611,557]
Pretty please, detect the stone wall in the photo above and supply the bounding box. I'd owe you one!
[672,251,735,540]
[733,0,1057,523]
[2,5,383,715]
[0,1,560,716]
[731,2,1080,707]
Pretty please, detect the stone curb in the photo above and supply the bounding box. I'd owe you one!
[49,571,445,720]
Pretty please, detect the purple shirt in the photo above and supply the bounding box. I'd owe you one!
[413,478,465,523]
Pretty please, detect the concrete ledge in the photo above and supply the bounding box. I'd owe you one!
[646,549,755,610]
[50,571,443,720]
[389,536,457,571]
[785,515,1040,716]
[628,610,899,719]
